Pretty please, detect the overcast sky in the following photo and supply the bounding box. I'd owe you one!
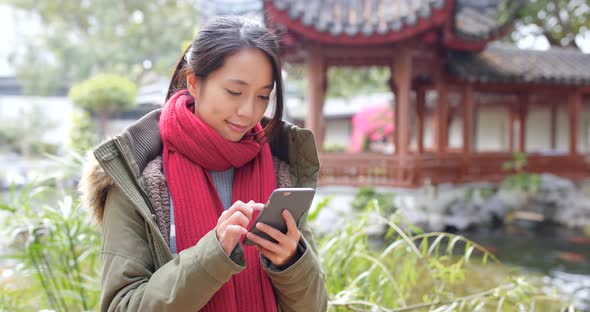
[1,4,589,77]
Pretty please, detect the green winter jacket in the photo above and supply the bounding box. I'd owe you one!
[79,109,327,311]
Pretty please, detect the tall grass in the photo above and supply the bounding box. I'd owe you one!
[319,200,573,311]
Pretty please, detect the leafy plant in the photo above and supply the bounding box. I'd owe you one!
[308,196,333,223]
[0,155,100,311]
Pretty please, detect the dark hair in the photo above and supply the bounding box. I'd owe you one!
[167,16,284,141]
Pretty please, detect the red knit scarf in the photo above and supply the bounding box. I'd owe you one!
[160,90,278,312]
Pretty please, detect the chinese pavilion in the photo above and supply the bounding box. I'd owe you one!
[264,0,590,187]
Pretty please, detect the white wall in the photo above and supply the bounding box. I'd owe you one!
[324,119,352,147]
[322,98,590,154]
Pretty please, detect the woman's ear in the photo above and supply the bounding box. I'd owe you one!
[186,73,200,98]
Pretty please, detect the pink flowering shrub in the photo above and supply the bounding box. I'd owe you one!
[348,104,394,152]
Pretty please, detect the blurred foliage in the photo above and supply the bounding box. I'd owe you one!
[351,187,397,216]
[514,0,590,49]
[326,67,390,99]
[502,152,541,193]
[323,143,347,153]
[69,74,137,138]
[4,0,199,95]
[68,110,98,155]
[283,64,390,100]
[0,103,58,158]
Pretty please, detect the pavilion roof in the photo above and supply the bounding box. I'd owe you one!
[265,0,518,47]
[447,43,590,86]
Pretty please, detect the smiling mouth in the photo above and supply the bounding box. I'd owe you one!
[226,121,249,133]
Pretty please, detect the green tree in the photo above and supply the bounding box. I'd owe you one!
[5,0,198,95]
[514,0,589,49]
[68,74,137,139]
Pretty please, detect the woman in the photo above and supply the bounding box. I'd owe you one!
[79,16,327,311]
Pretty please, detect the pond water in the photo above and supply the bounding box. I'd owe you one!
[458,224,590,310]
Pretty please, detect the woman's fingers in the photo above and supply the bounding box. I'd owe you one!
[282,210,299,236]
[221,211,250,229]
[246,232,281,253]
[246,210,301,267]
[216,200,264,255]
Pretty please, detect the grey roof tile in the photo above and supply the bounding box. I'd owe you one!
[447,42,590,85]
[270,0,444,37]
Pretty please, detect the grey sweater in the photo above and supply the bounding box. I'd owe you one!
[169,168,234,255]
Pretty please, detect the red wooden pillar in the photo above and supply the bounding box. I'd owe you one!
[462,85,474,179]
[518,94,528,152]
[550,104,557,150]
[416,88,426,154]
[392,48,412,156]
[462,86,473,154]
[435,79,448,155]
[508,105,515,152]
[305,44,326,150]
[391,82,399,152]
[569,92,581,156]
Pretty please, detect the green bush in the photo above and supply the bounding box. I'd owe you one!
[69,74,137,139]
[351,187,397,215]
[502,152,541,193]
[68,74,137,113]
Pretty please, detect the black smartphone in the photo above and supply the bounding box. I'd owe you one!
[243,188,315,246]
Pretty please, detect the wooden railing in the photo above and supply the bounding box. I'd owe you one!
[318,152,590,187]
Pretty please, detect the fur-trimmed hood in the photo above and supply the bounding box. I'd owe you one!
[79,151,114,224]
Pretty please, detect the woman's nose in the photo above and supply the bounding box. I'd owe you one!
[236,97,256,117]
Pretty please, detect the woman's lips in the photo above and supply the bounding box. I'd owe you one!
[226,121,248,133]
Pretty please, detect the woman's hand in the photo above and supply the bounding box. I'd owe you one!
[245,210,301,267]
[216,200,264,256]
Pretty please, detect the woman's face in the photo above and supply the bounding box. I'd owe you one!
[187,48,274,142]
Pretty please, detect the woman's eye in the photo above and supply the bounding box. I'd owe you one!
[258,95,270,100]
[226,89,241,96]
